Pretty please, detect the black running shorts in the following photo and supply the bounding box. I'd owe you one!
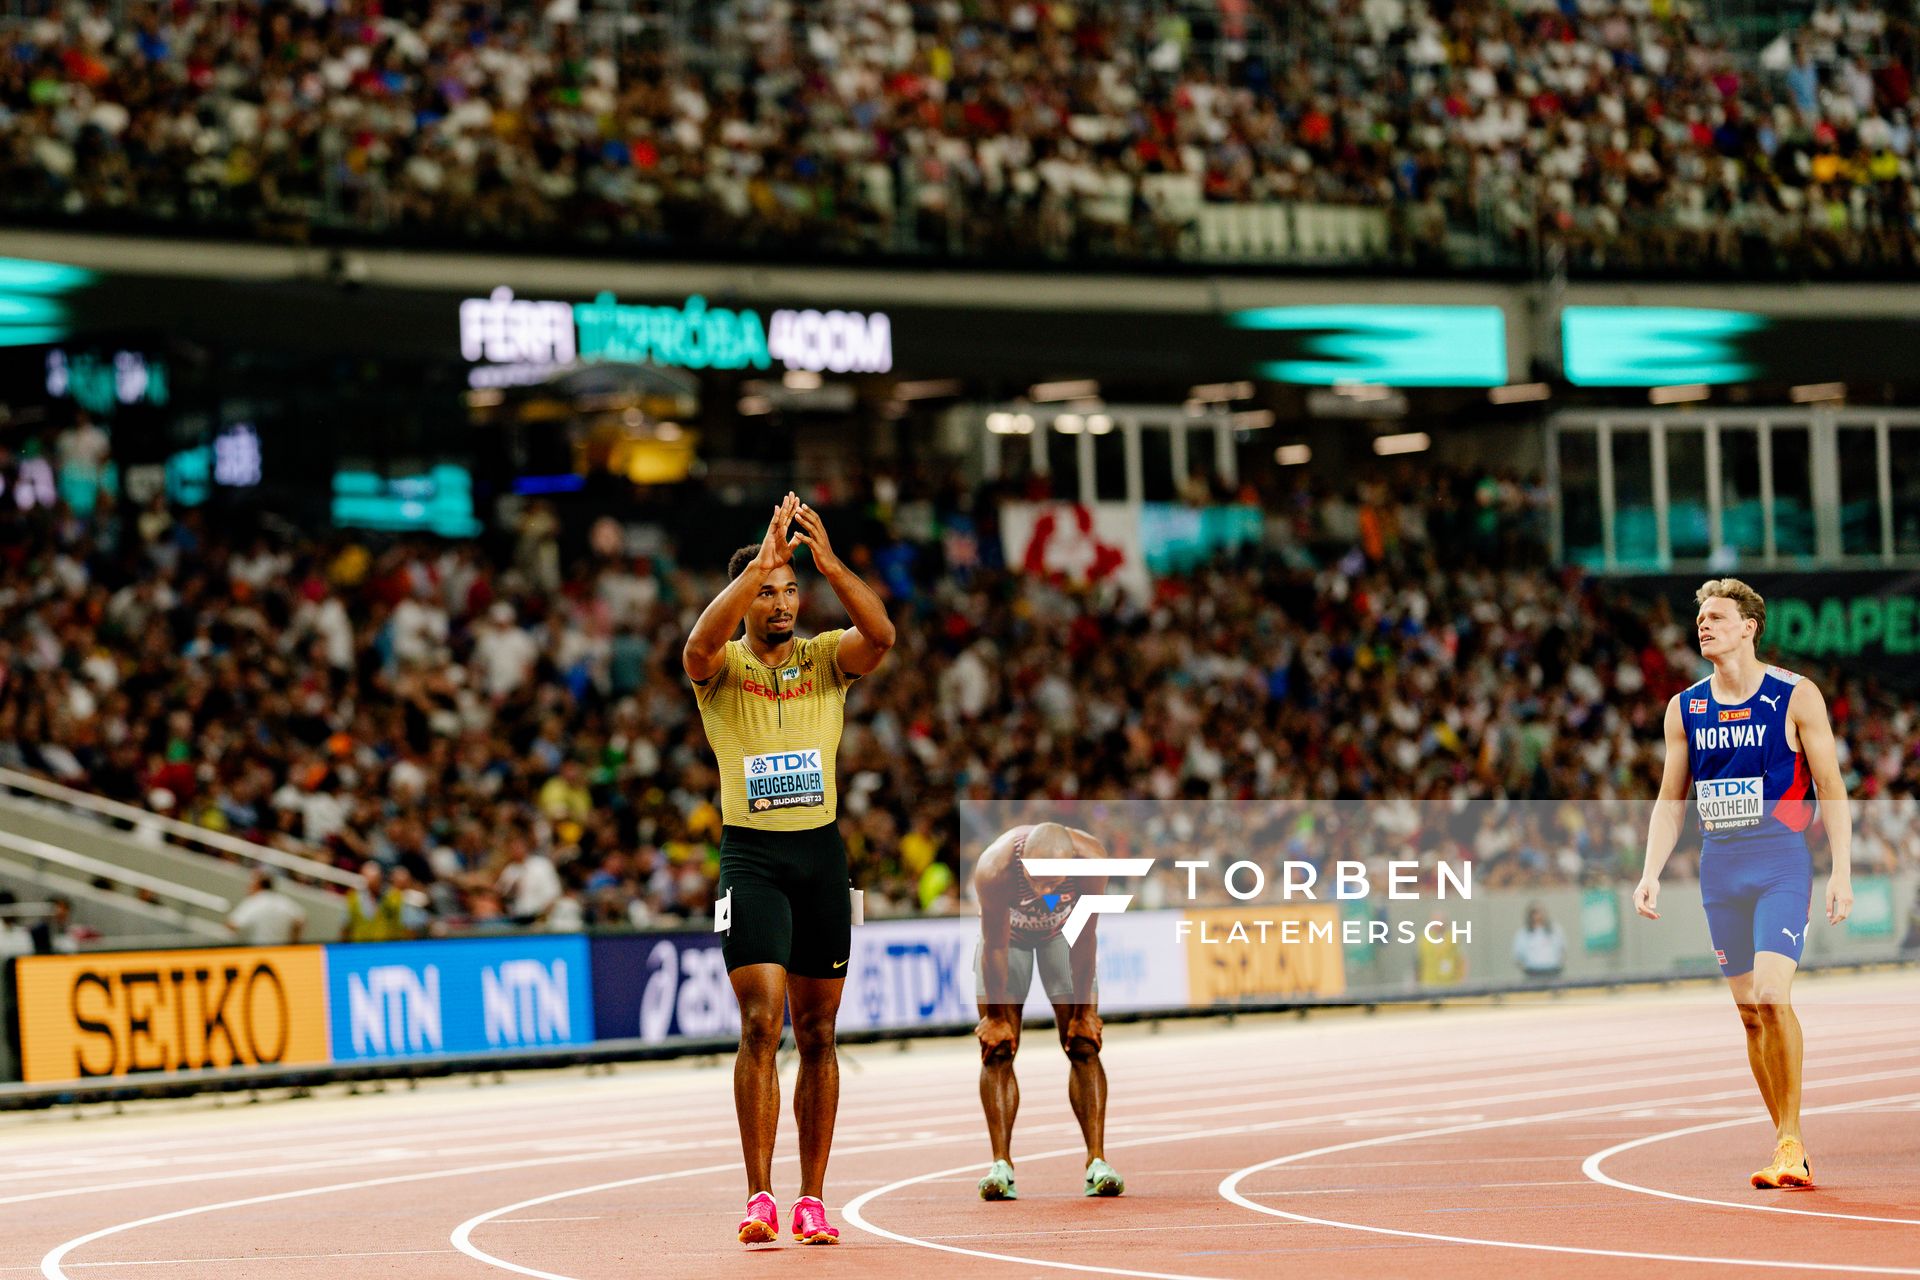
[716,822,852,978]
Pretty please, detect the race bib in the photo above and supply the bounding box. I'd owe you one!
[1696,776,1763,831]
[744,748,825,812]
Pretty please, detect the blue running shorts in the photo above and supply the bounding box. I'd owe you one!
[1699,844,1813,977]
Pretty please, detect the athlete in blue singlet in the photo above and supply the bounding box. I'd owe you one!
[1635,579,1854,1190]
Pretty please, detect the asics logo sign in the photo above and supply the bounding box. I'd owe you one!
[1018,858,1154,945]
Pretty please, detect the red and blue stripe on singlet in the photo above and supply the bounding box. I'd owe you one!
[1680,665,1814,850]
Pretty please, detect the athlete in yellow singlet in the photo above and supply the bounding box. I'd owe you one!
[683,492,894,1247]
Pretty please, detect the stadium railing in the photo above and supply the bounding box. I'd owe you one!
[0,829,232,940]
[0,767,355,939]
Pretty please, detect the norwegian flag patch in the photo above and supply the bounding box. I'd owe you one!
[1690,699,1709,714]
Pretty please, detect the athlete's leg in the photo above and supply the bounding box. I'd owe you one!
[1726,970,1782,1130]
[976,1001,1024,1164]
[1706,880,1777,1125]
[976,940,1036,1168]
[729,963,787,1197]
[720,847,796,1201]
[788,975,845,1202]
[775,825,854,1205]
[1750,865,1812,1146]
[1749,953,1804,1142]
[1055,1004,1107,1165]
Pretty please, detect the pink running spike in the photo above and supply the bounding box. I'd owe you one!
[791,1196,841,1245]
[738,1192,778,1245]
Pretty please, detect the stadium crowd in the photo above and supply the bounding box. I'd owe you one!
[2,0,1918,274]
[0,457,1915,939]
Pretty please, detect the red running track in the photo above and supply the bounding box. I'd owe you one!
[1,970,1915,1279]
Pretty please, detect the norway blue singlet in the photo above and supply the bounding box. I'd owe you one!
[1680,665,1815,976]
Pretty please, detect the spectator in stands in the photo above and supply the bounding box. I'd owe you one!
[0,892,32,958]
[4,0,1918,276]
[1417,910,1467,989]
[29,896,83,955]
[226,870,308,946]
[0,455,1912,936]
[473,602,540,700]
[389,865,434,939]
[547,885,587,933]
[342,860,407,942]
[1511,903,1568,981]
[496,831,564,923]
[538,758,594,825]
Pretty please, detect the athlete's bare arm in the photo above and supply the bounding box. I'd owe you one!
[975,832,1019,1020]
[1635,694,1692,921]
[1789,680,1853,925]
[683,495,800,682]
[789,504,895,677]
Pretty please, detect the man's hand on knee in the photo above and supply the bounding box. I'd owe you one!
[977,1014,1017,1063]
[1061,1009,1103,1059]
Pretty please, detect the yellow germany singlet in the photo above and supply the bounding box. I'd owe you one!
[692,629,857,831]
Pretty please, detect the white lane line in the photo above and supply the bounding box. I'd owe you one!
[448,1124,1084,1280]
[838,1058,1920,1280]
[36,1014,1916,1280]
[1244,1180,1592,1197]
[10,1250,458,1270]
[489,1218,603,1224]
[0,1013,1738,1183]
[14,999,1901,1202]
[1217,1071,1920,1276]
[11,1004,1871,1175]
[1581,1091,1920,1225]
[917,1223,1296,1241]
[446,1037,1917,1280]
[0,1100,1018,1209]
[40,1128,990,1280]
[39,1032,1862,1280]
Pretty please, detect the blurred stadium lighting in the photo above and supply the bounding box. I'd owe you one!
[894,379,963,400]
[1231,410,1276,430]
[1790,382,1846,404]
[1373,431,1431,456]
[782,370,823,391]
[1333,382,1394,401]
[1086,415,1114,435]
[1188,381,1255,403]
[1275,444,1312,466]
[1649,384,1710,404]
[1489,383,1551,405]
[1029,379,1100,402]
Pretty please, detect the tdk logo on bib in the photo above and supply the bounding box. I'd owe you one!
[745,749,825,811]
[1697,776,1763,830]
